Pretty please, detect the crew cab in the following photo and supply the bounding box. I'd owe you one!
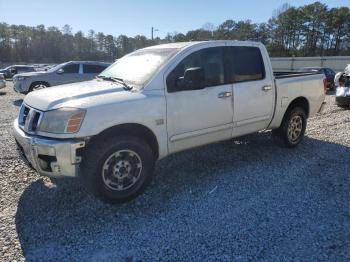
[13,61,110,94]
[13,41,326,203]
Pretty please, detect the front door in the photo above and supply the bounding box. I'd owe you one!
[166,46,234,154]
[52,63,81,86]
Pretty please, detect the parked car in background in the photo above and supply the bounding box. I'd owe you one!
[0,65,36,79]
[0,73,6,89]
[13,61,110,94]
[13,41,326,203]
[334,65,350,109]
[297,67,336,90]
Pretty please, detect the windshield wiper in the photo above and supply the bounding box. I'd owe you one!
[96,75,133,91]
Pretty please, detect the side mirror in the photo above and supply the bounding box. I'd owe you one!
[10,68,17,74]
[177,67,205,91]
[56,68,64,74]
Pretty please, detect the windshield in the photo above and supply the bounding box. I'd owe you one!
[99,48,180,87]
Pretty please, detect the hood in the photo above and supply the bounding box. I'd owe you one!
[24,79,141,111]
[14,71,46,78]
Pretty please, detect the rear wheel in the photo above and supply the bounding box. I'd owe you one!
[272,107,307,148]
[337,104,350,109]
[81,135,155,203]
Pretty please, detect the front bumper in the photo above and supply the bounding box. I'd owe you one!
[13,80,27,93]
[13,119,85,178]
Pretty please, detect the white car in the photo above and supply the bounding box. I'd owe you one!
[13,61,110,94]
[0,73,6,89]
[13,41,326,203]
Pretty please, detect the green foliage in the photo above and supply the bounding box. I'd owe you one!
[0,2,349,63]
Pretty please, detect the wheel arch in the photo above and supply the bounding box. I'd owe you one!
[285,96,310,118]
[89,123,159,159]
[29,81,51,89]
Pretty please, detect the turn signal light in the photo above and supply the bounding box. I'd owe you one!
[66,112,85,133]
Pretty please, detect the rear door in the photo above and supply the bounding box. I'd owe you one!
[225,45,275,136]
[82,64,107,81]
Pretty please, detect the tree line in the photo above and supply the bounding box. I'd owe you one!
[0,1,349,64]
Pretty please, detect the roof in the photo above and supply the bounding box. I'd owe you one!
[67,61,111,65]
[143,40,263,51]
[10,65,35,68]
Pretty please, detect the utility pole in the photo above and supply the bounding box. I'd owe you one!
[151,27,159,41]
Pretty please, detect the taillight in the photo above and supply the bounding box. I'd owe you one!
[323,78,327,94]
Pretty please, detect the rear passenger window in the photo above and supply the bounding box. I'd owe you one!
[225,46,265,83]
[84,64,107,74]
[63,64,79,73]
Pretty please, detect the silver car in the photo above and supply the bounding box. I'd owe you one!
[13,61,110,94]
[0,73,6,89]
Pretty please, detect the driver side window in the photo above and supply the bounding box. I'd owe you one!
[167,47,224,93]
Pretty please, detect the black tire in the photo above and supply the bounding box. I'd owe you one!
[28,82,49,93]
[272,107,307,148]
[81,135,155,203]
[337,104,350,109]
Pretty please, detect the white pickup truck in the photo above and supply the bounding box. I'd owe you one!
[13,41,326,203]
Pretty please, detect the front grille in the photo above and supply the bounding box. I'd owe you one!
[19,104,43,133]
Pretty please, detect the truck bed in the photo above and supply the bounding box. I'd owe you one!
[268,72,325,130]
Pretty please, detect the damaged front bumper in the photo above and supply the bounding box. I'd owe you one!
[13,119,85,178]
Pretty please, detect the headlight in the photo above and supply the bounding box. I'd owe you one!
[16,76,27,81]
[38,108,86,134]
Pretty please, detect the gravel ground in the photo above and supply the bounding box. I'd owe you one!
[0,82,350,261]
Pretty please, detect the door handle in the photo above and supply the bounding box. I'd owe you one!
[262,85,272,91]
[218,91,232,98]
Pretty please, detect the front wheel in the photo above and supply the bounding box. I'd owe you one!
[81,136,155,203]
[29,82,49,92]
[272,107,307,148]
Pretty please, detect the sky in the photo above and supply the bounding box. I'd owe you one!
[0,0,349,38]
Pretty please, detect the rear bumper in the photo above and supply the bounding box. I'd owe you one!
[13,119,85,178]
[335,96,350,106]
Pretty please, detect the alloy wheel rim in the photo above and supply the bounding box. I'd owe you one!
[102,149,142,191]
[287,115,303,142]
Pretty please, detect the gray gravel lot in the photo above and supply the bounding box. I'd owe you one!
[0,82,350,261]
